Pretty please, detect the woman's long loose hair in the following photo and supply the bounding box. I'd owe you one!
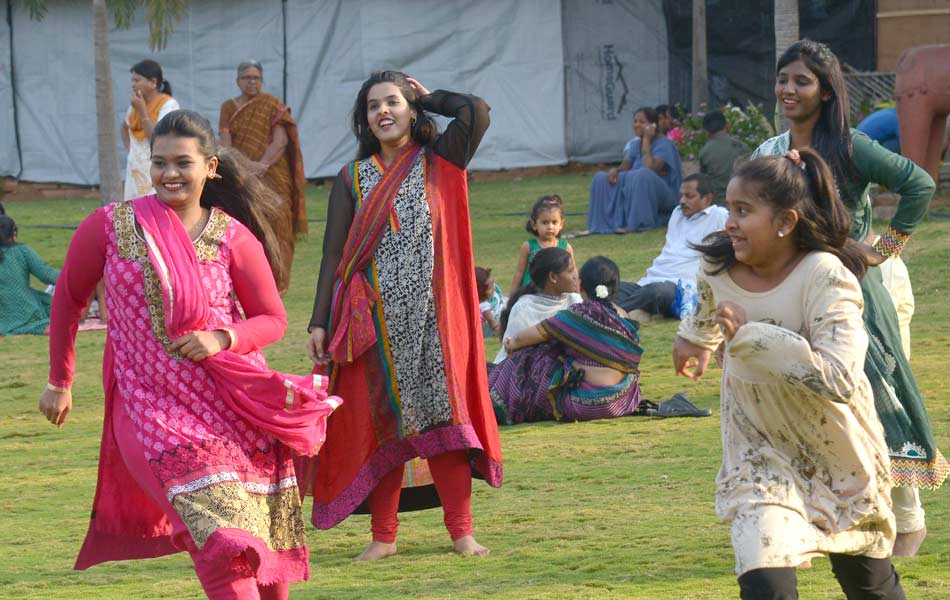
[777,40,855,185]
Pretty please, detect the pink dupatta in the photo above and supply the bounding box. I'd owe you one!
[328,142,423,363]
[133,195,340,456]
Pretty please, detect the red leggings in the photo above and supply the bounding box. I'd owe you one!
[113,403,290,600]
[367,451,473,543]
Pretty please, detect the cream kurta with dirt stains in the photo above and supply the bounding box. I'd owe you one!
[677,251,895,575]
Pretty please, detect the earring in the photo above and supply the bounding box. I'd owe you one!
[208,171,222,180]
[777,230,784,238]
[410,116,417,129]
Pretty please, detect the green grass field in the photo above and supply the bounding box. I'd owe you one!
[1,174,948,599]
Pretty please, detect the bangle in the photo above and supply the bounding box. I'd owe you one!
[46,383,69,393]
[873,227,910,258]
[219,328,237,350]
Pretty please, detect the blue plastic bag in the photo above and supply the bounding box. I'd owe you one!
[671,279,697,320]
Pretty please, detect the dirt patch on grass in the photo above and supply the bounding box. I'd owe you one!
[929,190,950,212]
[1,180,101,202]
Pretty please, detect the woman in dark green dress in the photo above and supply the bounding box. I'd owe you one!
[754,40,947,558]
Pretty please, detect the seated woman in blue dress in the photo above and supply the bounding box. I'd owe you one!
[585,107,682,234]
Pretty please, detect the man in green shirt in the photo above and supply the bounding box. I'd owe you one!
[698,111,747,205]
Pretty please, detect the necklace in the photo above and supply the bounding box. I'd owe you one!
[185,209,211,241]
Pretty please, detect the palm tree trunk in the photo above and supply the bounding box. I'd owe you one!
[691,0,708,112]
[93,0,122,205]
[774,0,799,132]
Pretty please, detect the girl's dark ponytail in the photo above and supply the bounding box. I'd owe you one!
[694,150,866,280]
[579,256,620,305]
[796,148,866,279]
[0,215,17,263]
[131,59,173,97]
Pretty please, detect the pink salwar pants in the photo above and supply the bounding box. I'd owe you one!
[113,403,291,600]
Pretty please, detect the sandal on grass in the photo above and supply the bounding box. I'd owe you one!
[656,393,712,418]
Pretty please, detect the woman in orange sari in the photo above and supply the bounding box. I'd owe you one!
[219,61,306,293]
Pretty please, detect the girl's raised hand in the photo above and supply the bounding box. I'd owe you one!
[673,335,711,381]
[406,77,430,98]
[714,301,747,341]
[642,122,657,142]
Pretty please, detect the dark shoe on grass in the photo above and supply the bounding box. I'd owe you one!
[656,393,712,418]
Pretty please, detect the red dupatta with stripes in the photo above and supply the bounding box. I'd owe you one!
[328,142,423,363]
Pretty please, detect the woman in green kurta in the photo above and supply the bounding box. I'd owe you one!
[0,216,60,335]
[754,40,947,558]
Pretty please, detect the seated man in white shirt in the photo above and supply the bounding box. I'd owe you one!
[615,173,728,319]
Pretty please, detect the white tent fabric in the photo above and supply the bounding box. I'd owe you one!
[11,3,100,183]
[563,0,669,163]
[3,0,669,184]
[286,0,566,177]
[9,0,284,184]
[0,9,19,176]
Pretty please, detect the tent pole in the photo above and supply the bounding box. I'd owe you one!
[560,0,569,164]
[6,0,23,178]
[282,0,288,103]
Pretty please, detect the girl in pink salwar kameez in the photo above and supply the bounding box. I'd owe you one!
[39,110,339,600]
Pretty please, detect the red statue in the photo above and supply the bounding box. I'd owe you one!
[895,44,950,182]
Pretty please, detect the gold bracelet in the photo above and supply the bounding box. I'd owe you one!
[46,383,69,393]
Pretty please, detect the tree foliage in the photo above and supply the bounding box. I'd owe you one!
[16,0,186,50]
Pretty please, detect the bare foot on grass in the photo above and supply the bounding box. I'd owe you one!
[356,541,397,561]
[892,527,927,557]
[453,535,490,556]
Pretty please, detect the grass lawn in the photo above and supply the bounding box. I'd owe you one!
[1,173,948,599]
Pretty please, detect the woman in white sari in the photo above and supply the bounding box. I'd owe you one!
[121,59,179,200]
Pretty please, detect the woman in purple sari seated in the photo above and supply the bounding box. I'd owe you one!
[488,256,643,424]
